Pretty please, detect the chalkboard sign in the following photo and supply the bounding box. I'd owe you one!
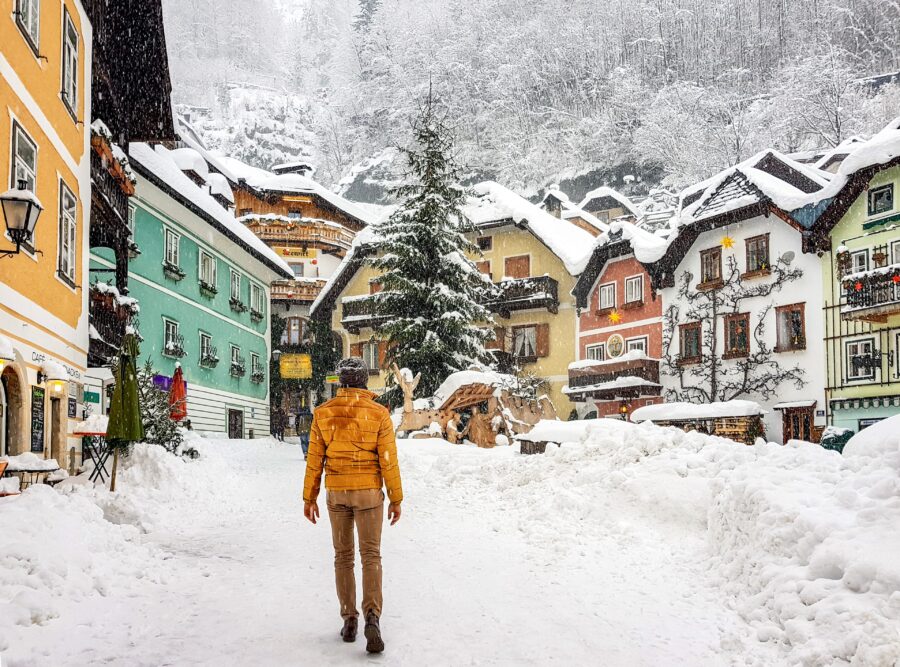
[31,386,45,453]
[68,397,77,418]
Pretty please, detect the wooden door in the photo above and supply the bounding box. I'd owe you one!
[228,409,244,439]
[504,255,530,279]
[783,407,813,443]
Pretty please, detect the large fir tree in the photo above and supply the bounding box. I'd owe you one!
[370,95,494,399]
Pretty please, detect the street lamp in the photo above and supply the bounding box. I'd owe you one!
[38,361,68,395]
[273,349,282,362]
[0,180,43,256]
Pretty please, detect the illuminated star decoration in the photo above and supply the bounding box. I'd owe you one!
[608,310,622,324]
[721,235,735,249]
[855,281,864,291]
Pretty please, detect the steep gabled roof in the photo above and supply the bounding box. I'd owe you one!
[464,181,595,275]
[579,186,638,217]
[541,188,610,234]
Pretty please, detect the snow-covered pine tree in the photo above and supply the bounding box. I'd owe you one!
[370,93,494,400]
[136,360,184,454]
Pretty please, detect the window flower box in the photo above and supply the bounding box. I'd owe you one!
[200,349,220,368]
[164,338,186,358]
[199,280,218,297]
[230,361,246,378]
[250,309,264,323]
[163,262,185,281]
[229,298,248,313]
[250,370,265,384]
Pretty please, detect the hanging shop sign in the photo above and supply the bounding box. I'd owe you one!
[280,354,313,379]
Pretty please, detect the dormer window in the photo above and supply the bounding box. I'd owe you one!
[868,184,893,217]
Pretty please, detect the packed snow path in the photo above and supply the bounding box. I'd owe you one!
[3,436,787,667]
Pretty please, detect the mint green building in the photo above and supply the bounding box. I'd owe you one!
[89,142,292,437]
[806,135,900,434]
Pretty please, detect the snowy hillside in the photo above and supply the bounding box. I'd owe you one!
[164,0,900,199]
[2,425,898,665]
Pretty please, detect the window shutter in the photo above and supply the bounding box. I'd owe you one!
[536,323,550,357]
[377,341,388,369]
[486,326,506,351]
[350,343,362,358]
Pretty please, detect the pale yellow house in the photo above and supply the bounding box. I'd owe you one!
[310,181,594,417]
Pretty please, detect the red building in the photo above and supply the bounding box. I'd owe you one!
[568,225,666,419]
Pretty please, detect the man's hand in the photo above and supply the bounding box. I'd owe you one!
[304,502,320,524]
[388,502,401,526]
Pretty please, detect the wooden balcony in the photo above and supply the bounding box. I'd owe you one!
[842,266,900,323]
[566,356,661,402]
[485,276,559,317]
[271,279,328,304]
[242,216,356,256]
[340,295,390,334]
[88,286,137,367]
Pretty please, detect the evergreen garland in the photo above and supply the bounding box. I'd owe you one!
[370,93,495,400]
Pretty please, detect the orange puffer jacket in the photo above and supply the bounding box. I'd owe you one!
[302,388,403,505]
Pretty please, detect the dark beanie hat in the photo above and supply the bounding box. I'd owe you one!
[337,356,369,388]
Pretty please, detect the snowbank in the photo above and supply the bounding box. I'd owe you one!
[631,399,764,421]
[843,413,900,462]
[0,453,59,472]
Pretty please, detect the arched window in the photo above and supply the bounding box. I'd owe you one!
[281,317,305,346]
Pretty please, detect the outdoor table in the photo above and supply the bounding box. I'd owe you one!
[0,458,61,490]
[76,432,111,483]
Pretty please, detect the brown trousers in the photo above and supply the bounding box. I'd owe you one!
[326,488,384,620]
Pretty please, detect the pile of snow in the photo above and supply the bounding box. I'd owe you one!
[515,418,620,444]
[0,476,20,494]
[427,419,900,664]
[631,400,764,422]
[568,350,651,370]
[843,413,900,461]
[0,453,59,472]
[73,413,108,435]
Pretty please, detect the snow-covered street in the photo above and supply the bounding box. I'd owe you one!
[3,421,899,666]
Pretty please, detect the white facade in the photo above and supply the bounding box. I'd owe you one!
[659,216,827,443]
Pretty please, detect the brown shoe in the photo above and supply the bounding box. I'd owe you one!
[364,612,384,653]
[341,617,357,643]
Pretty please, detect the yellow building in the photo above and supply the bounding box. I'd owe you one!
[1,0,91,467]
[311,181,594,417]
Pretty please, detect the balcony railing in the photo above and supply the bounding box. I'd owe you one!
[271,279,328,303]
[90,149,129,227]
[231,357,247,377]
[340,295,390,334]
[88,286,137,366]
[842,265,900,321]
[241,216,356,254]
[485,276,559,317]
[566,357,661,401]
[200,347,220,368]
[164,334,187,358]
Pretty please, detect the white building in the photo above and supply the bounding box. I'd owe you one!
[649,151,832,443]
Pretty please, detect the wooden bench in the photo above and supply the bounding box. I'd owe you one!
[0,461,22,497]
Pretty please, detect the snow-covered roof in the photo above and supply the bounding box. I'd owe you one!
[308,222,384,315]
[217,156,375,226]
[207,173,234,203]
[631,400,765,422]
[542,188,610,233]
[40,360,69,381]
[568,350,654,371]
[129,143,292,278]
[170,148,210,181]
[578,186,638,217]
[562,376,660,395]
[464,181,595,275]
[432,369,515,408]
[593,219,669,264]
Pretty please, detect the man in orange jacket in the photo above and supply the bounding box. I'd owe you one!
[303,357,403,654]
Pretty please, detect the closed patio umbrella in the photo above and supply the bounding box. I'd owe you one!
[106,333,144,490]
[169,364,188,422]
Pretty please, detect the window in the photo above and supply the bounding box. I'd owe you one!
[599,283,616,310]
[361,341,379,370]
[231,345,242,366]
[251,353,262,374]
[11,122,37,192]
[281,317,304,346]
[475,260,491,277]
[586,344,606,361]
[724,312,750,357]
[892,241,900,266]
[625,336,648,354]
[15,0,40,52]
[846,338,875,381]
[680,322,702,363]
[477,236,493,251]
[230,270,241,301]
[513,326,537,359]
[504,255,530,279]
[199,250,217,287]
[57,181,77,283]
[164,319,180,355]
[776,303,806,352]
[369,280,382,295]
[849,250,869,275]
[868,184,894,217]
[700,247,722,285]
[238,208,252,217]
[624,276,643,304]
[61,9,79,117]
[251,283,264,314]
[287,209,302,220]
[164,229,180,266]
[745,234,770,273]
[200,332,212,358]
[127,204,136,240]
